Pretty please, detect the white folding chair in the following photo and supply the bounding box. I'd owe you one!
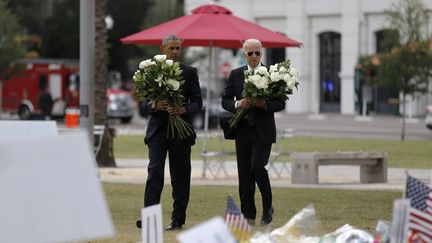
[215,131,236,162]
[200,132,231,179]
[268,129,295,178]
[93,125,105,157]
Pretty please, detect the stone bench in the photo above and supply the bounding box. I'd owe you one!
[291,152,388,184]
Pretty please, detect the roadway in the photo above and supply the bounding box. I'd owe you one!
[111,110,432,141]
[1,109,431,140]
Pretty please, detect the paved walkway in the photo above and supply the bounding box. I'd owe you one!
[3,111,430,190]
[99,159,431,191]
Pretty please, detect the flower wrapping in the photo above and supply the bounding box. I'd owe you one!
[228,59,300,129]
[133,54,193,139]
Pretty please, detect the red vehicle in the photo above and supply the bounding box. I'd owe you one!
[1,58,79,119]
[1,58,135,123]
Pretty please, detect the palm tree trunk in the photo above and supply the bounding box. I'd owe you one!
[94,0,116,166]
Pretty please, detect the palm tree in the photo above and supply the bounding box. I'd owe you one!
[94,0,116,166]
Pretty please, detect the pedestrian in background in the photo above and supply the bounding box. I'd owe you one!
[39,87,53,120]
[221,38,286,226]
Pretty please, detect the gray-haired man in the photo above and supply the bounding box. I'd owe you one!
[137,35,202,231]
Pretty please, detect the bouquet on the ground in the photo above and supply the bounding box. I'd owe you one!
[133,54,193,139]
[228,59,300,128]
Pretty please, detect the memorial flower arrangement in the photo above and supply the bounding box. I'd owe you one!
[133,54,193,139]
[228,59,300,128]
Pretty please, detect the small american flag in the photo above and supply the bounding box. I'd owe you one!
[225,195,252,242]
[405,175,432,243]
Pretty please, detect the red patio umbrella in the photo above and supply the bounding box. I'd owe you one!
[121,3,302,132]
[120,4,302,48]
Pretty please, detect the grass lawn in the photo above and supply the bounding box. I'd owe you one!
[108,135,428,241]
[91,183,401,243]
[114,135,432,168]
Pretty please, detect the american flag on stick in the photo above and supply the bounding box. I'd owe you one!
[405,175,432,242]
[225,195,252,242]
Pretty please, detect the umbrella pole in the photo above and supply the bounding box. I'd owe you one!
[204,44,213,134]
[202,43,213,158]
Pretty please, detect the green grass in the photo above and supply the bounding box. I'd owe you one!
[114,135,432,168]
[92,183,401,243]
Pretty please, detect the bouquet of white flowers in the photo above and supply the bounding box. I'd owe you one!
[228,60,299,129]
[133,54,193,139]
[228,66,270,128]
[268,59,299,99]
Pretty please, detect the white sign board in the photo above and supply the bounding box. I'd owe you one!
[390,199,410,243]
[0,132,115,243]
[177,217,235,243]
[0,120,58,138]
[141,204,163,243]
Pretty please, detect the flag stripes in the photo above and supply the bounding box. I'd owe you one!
[405,175,432,243]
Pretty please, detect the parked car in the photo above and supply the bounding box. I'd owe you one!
[426,105,432,130]
[106,85,135,124]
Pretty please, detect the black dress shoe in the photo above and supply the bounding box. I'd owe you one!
[261,207,274,226]
[136,220,142,229]
[165,221,183,231]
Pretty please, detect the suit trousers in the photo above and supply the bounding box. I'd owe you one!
[235,124,272,220]
[144,137,191,224]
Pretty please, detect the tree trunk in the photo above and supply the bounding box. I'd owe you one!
[401,93,406,141]
[94,0,116,167]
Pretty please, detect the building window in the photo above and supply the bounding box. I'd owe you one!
[375,29,399,53]
[373,29,400,114]
[266,48,285,65]
[266,32,286,65]
[319,32,341,112]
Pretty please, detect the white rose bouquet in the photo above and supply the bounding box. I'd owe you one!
[228,66,271,128]
[228,60,299,129]
[133,54,193,139]
[268,59,299,100]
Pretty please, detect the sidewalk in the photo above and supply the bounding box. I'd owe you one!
[99,159,432,191]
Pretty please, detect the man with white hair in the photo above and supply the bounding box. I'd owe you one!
[221,38,286,226]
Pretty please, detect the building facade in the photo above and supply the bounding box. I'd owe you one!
[185,0,432,116]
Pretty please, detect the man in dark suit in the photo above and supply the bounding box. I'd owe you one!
[221,39,285,226]
[136,35,202,231]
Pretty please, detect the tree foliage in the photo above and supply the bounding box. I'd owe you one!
[357,0,432,140]
[44,0,79,58]
[378,0,432,95]
[380,0,432,140]
[7,0,79,59]
[0,0,24,77]
[385,0,430,45]
[106,0,154,78]
[379,42,432,95]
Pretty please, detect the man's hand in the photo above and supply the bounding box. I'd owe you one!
[154,100,168,111]
[237,98,252,110]
[167,106,186,115]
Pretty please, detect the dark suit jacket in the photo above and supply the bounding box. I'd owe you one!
[221,65,285,144]
[140,63,202,145]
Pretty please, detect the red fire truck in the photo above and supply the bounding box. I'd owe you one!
[1,58,79,119]
[1,58,135,123]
